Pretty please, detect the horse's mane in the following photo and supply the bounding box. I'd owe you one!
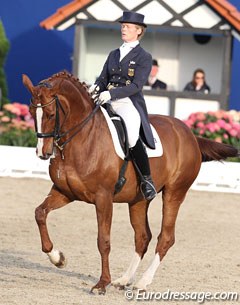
[44,70,90,96]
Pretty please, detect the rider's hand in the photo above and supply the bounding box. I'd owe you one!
[88,84,100,95]
[99,91,111,104]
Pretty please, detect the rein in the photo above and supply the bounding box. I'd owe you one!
[55,100,101,151]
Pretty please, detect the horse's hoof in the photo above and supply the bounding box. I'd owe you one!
[112,283,125,290]
[133,286,146,292]
[47,249,67,268]
[90,285,106,295]
[112,277,132,290]
[55,252,67,268]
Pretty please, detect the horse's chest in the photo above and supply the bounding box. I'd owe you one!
[49,161,92,200]
[49,160,72,191]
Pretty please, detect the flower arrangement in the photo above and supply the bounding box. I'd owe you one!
[183,110,240,149]
[0,102,36,147]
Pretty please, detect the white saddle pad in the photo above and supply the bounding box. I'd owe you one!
[100,106,163,160]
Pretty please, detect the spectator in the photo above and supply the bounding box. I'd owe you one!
[184,68,211,93]
[146,59,167,90]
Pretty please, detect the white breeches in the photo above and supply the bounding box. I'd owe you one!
[110,97,141,148]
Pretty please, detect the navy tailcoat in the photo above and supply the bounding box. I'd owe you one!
[95,44,155,149]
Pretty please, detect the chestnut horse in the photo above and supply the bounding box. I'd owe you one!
[22,72,238,294]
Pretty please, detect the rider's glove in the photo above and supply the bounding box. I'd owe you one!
[88,84,100,95]
[99,91,111,104]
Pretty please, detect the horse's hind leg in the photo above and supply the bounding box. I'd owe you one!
[35,185,71,268]
[135,187,188,290]
[112,200,152,289]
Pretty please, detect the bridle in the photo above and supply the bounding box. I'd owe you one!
[30,95,65,140]
[30,84,101,154]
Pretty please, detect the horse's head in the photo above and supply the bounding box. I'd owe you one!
[23,74,64,159]
[23,72,95,160]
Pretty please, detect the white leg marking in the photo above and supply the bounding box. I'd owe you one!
[47,249,61,265]
[112,252,141,286]
[36,105,44,157]
[135,253,161,290]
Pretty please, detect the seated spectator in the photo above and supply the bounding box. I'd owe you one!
[184,68,211,93]
[146,59,167,90]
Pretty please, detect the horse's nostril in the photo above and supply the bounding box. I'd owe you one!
[40,154,51,160]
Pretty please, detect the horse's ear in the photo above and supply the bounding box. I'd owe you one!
[22,74,34,94]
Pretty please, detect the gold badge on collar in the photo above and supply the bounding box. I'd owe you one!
[128,68,134,77]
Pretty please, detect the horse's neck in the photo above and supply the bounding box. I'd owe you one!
[62,92,106,145]
[64,87,93,123]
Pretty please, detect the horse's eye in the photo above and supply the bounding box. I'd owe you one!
[49,114,55,120]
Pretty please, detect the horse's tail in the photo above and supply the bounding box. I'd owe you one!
[196,136,239,162]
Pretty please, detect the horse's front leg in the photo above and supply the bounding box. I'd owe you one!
[91,192,113,295]
[35,185,71,268]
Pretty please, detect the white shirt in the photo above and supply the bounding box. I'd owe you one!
[119,40,139,62]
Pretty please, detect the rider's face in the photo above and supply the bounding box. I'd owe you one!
[121,23,142,42]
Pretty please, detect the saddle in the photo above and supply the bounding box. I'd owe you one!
[102,103,130,194]
[102,103,129,156]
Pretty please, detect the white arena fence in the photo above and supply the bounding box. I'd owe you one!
[0,145,240,193]
[0,145,50,180]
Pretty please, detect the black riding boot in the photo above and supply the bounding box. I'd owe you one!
[130,139,157,201]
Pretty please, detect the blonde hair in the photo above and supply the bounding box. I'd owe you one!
[136,25,146,40]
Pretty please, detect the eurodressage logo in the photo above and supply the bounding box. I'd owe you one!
[124,288,239,303]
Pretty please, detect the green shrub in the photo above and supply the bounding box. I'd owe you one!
[0,20,10,108]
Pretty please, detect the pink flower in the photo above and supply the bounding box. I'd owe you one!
[183,109,240,145]
[217,119,226,129]
[215,137,222,143]
[229,129,238,137]
[224,123,232,131]
[197,122,204,128]
[1,116,11,122]
[24,113,32,121]
[196,112,206,121]
[183,119,194,128]
[206,123,216,133]
[3,104,14,112]
[213,123,220,131]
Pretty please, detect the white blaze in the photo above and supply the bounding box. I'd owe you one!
[36,105,44,157]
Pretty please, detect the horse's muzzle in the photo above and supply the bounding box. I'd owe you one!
[39,154,52,160]
[36,145,53,160]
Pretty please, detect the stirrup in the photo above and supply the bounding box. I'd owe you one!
[140,175,157,201]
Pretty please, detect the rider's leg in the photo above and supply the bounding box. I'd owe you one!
[130,138,157,200]
[110,98,157,201]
